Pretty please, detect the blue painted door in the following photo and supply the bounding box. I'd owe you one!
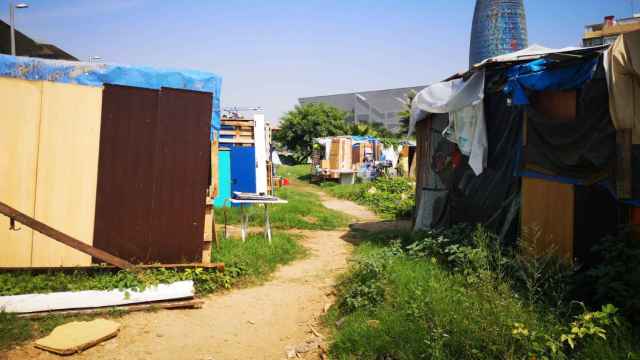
[230,145,256,194]
[213,148,231,208]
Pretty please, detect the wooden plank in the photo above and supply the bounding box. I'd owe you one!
[18,299,204,319]
[219,129,253,136]
[0,262,224,272]
[521,177,574,260]
[0,201,133,269]
[616,129,633,199]
[0,280,193,313]
[0,77,42,266]
[219,138,255,144]
[221,120,255,127]
[32,82,103,267]
[211,137,219,198]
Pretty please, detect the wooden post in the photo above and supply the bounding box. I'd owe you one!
[616,129,632,199]
[0,201,133,269]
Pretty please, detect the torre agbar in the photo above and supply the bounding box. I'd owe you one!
[469,0,528,66]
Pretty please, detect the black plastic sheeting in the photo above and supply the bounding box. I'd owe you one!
[524,60,616,180]
[433,70,523,245]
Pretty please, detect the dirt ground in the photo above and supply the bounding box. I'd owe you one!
[5,191,380,360]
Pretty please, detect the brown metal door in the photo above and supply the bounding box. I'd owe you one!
[94,85,212,264]
[148,87,212,263]
[94,85,158,263]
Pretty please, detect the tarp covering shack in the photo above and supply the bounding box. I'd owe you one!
[412,36,639,262]
[0,55,222,267]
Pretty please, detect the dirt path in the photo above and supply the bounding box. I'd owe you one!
[7,188,378,360]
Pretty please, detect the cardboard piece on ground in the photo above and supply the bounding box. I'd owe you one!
[35,319,120,355]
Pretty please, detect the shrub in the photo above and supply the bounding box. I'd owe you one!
[325,176,415,219]
[580,228,640,324]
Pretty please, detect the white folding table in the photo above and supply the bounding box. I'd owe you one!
[226,198,288,244]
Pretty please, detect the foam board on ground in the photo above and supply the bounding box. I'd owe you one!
[0,280,194,313]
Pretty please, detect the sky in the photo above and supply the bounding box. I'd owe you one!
[1,0,636,123]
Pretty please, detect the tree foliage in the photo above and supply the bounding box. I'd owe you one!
[274,103,350,163]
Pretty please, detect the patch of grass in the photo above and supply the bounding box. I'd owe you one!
[326,229,640,359]
[323,177,415,220]
[211,232,307,283]
[0,231,306,351]
[215,186,352,230]
[278,164,312,182]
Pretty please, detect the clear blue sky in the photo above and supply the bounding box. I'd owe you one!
[2,0,635,122]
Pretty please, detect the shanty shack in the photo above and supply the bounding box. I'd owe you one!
[412,32,639,263]
[0,55,222,267]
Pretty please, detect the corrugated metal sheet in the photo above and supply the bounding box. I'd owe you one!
[94,85,212,264]
[149,87,212,263]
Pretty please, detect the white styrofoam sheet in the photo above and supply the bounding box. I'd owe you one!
[0,280,194,313]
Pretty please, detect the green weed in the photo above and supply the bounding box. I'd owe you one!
[323,176,415,219]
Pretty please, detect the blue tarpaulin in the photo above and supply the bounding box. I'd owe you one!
[0,54,222,134]
[503,57,598,105]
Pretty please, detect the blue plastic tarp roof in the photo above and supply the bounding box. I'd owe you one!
[0,54,222,133]
[503,57,598,105]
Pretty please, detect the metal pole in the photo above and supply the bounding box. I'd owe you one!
[10,1,15,56]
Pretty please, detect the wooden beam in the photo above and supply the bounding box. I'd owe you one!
[219,138,255,144]
[0,262,225,272]
[17,299,204,319]
[616,129,632,199]
[0,201,133,269]
[221,120,255,127]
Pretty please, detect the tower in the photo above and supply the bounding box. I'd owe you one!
[469,0,528,66]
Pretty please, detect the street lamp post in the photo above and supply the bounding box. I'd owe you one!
[9,2,29,56]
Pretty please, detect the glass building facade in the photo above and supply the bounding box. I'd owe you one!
[469,0,528,66]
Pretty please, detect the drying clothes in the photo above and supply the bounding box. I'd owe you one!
[605,30,640,145]
[524,58,616,180]
[504,57,599,105]
[443,101,488,175]
[411,70,488,175]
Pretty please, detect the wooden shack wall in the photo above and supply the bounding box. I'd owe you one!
[0,78,42,266]
[521,91,577,260]
[414,119,431,218]
[0,78,102,267]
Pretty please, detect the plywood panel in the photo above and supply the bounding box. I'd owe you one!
[0,78,42,266]
[521,177,574,260]
[31,82,103,266]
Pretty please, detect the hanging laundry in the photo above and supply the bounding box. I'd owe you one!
[605,30,640,145]
[443,101,487,175]
[411,70,488,175]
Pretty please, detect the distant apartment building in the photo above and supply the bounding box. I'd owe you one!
[583,14,640,47]
[299,86,426,132]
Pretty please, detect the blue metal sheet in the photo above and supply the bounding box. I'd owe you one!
[214,149,232,208]
[230,146,256,194]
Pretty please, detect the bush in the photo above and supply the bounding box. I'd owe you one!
[328,226,640,359]
[580,228,640,324]
[324,176,415,219]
